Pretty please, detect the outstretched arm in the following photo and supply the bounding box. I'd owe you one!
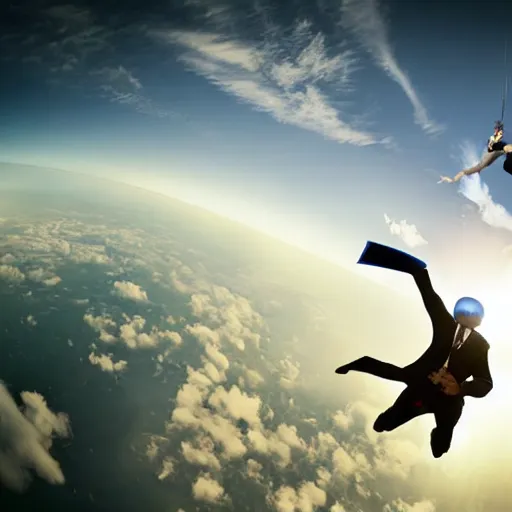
[412,269,451,324]
[461,344,493,398]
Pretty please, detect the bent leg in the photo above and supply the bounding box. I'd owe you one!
[335,356,406,382]
[374,387,429,432]
[462,150,502,174]
[430,399,463,458]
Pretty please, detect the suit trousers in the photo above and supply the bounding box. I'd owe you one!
[345,356,463,457]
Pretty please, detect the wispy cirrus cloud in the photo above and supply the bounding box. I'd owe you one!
[341,0,444,136]
[92,65,142,91]
[45,5,94,25]
[157,18,391,147]
[457,141,512,231]
[1,5,179,121]
[384,213,428,247]
[91,65,172,117]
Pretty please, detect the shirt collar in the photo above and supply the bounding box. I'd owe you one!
[454,323,471,347]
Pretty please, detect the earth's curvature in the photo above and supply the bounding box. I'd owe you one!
[0,163,439,512]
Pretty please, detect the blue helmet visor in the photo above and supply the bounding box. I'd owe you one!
[453,297,484,319]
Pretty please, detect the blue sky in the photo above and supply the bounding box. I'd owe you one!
[5,2,512,508]
[2,0,512,284]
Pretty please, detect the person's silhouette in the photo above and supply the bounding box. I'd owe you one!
[336,242,493,458]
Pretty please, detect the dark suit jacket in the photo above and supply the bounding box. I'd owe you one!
[402,269,493,398]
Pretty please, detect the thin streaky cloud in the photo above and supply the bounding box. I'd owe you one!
[90,65,173,118]
[157,24,391,147]
[45,5,94,25]
[341,0,444,136]
[1,6,178,122]
[92,65,143,91]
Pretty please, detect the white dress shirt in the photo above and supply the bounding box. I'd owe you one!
[442,324,471,369]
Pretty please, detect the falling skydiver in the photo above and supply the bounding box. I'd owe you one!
[439,41,512,183]
[438,120,512,183]
[335,242,493,458]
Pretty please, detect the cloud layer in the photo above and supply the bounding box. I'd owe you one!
[0,181,460,510]
[137,248,438,511]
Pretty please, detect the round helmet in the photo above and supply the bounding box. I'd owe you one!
[495,120,504,131]
[453,296,484,320]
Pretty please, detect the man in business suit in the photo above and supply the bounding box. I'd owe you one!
[335,241,493,458]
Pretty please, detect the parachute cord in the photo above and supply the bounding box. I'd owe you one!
[500,39,508,123]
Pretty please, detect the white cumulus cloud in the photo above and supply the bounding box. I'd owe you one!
[384,498,436,512]
[0,264,25,282]
[279,356,300,389]
[0,384,71,492]
[112,280,149,302]
[192,473,226,504]
[332,409,353,430]
[246,458,263,482]
[84,313,117,343]
[88,352,128,373]
[27,268,61,286]
[208,385,262,427]
[384,213,428,247]
[181,438,221,471]
[270,481,327,512]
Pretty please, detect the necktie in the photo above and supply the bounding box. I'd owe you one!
[442,325,466,369]
[453,325,466,350]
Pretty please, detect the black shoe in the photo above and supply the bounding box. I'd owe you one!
[430,428,448,459]
[335,364,351,374]
[373,413,388,432]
